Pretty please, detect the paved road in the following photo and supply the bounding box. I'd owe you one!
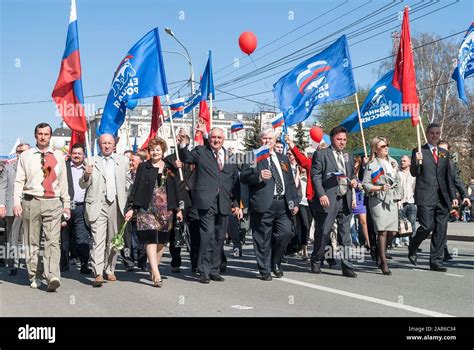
[1,224,473,317]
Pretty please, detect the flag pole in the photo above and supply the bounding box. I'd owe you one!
[165,95,184,181]
[416,123,422,165]
[417,115,428,143]
[209,93,213,129]
[124,114,131,150]
[354,93,368,158]
[84,130,92,164]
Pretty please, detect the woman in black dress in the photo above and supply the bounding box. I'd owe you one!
[125,138,183,287]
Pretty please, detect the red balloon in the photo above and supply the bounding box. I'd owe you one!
[239,32,257,55]
[310,126,324,143]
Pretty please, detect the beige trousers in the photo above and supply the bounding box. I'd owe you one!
[89,198,123,276]
[22,197,62,281]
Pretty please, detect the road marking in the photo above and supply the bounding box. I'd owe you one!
[445,273,464,277]
[229,266,454,318]
[412,269,426,272]
[275,277,454,318]
[230,305,255,310]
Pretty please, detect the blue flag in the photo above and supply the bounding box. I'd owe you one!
[452,23,474,105]
[273,35,356,126]
[201,51,215,100]
[99,28,168,135]
[340,70,410,133]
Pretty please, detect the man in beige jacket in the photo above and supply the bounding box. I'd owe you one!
[80,134,130,287]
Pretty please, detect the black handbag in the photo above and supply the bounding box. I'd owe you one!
[174,221,191,252]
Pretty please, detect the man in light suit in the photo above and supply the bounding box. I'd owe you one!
[240,128,300,281]
[408,124,456,272]
[0,143,30,276]
[178,127,242,284]
[310,126,358,278]
[80,134,130,287]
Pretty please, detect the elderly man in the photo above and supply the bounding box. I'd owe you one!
[241,128,300,281]
[80,134,130,287]
[178,127,241,284]
[0,143,30,276]
[13,123,70,291]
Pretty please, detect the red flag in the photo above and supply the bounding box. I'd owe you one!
[194,99,211,145]
[52,0,87,153]
[392,7,419,127]
[141,96,164,150]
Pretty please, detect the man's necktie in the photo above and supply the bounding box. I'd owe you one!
[215,151,223,172]
[105,157,116,202]
[432,147,438,164]
[270,157,284,195]
[336,152,347,196]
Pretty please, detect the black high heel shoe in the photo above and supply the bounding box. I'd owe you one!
[379,264,392,275]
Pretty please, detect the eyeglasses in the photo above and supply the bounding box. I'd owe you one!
[380,144,389,149]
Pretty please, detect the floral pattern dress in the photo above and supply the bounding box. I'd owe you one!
[136,170,173,244]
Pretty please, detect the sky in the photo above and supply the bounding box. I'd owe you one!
[0,0,472,153]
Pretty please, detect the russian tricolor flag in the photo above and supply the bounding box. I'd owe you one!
[231,121,244,133]
[52,0,87,151]
[271,113,284,129]
[371,167,385,184]
[169,97,185,119]
[254,145,271,163]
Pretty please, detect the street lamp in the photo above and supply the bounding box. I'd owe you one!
[164,27,196,146]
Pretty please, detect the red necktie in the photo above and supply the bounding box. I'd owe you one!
[432,147,438,164]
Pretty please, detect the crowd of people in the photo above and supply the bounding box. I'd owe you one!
[0,121,472,292]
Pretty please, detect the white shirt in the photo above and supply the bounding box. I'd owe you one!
[213,148,225,169]
[70,162,86,203]
[428,143,437,156]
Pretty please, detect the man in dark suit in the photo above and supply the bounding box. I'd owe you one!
[310,126,358,278]
[438,140,471,261]
[178,127,241,284]
[61,143,91,275]
[409,123,457,272]
[240,128,300,281]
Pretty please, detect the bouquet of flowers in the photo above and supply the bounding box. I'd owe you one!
[111,221,128,252]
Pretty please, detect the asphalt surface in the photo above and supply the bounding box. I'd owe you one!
[0,223,473,318]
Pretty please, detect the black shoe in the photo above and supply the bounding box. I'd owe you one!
[171,266,181,273]
[327,258,337,268]
[385,252,393,260]
[191,268,199,274]
[342,268,357,278]
[209,275,225,282]
[430,264,447,272]
[417,248,422,253]
[310,263,322,274]
[9,268,18,276]
[80,266,92,275]
[199,276,210,284]
[408,252,417,266]
[272,265,283,278]
[125,265,135,272]
[260,274,272,281]
[219,264,227,273]
[281,257,288,263]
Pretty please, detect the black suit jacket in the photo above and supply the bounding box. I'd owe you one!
[126,160,181,211]
[179,144,240,214]
[240,152,300,214]
[165,153,196,210]
[410,144,455,209]
[311,146,355,213]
